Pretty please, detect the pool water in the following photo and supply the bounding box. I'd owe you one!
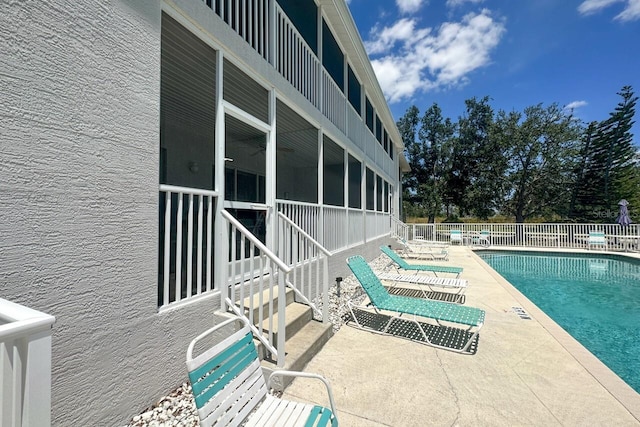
[477,250,640,394]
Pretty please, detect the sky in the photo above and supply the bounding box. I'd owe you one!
[346,0,640,144]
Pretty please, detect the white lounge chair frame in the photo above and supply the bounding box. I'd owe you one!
[186,316,338,427]
[376,271,468,303]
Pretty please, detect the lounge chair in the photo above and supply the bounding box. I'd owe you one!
[376,270,468,303]
[347,256,484,354]
[588,231,607,250]
[450,229,463,245]
[380,245,463,278]
[398,238,449,261]
[471,230,491,247]
[186,316,338,427]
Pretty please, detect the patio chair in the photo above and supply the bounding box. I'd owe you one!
[588,231,607,250]
[347,256,484,354]
[450,229,463,245]
[380,245,463,278]
[471,230,491,248]
[376,270,468,303]
[186,316,338,427]
[398,238,449,261]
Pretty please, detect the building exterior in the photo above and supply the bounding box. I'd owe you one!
[0,0,407,424]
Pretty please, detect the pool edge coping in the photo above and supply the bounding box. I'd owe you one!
[469,248,640,423]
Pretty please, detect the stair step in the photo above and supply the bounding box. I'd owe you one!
[261,320,333,391]
[239,286,295,322]
[260,302,312,344]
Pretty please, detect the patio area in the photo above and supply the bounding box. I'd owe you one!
[281,245,640,426]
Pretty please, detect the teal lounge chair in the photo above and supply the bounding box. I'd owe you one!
[186,316,338,426]
[380,245,463,278]
[347,256,484,354]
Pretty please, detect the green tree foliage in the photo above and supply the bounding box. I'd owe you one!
[569,86,639,221]
[398,104,454,221]
[399,86,637,223]
[495,103,581,222]
[448,96,507,219]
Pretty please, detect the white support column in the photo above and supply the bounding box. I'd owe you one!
[318,130,324,247]
[214,50,228,311]
[361,163,366,242]
[266,89,277,253]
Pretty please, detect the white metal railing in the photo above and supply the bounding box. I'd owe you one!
[321,69,347,134]
[275,4,321,110]
[276,200,320,242]
[159,185,218,308]
[322,206,348,252]
[202,0,396,179]
[203,0,269,61]
[220,209,291,367]
[346,105,364,151]
[391,216,408,241]
[406,222,640,251]
[1,299,55,427]
[277,212,332,323]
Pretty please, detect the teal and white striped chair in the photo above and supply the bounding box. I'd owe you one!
[450,229,463,245]
[347,256,484,354]
[186,316,338,426]
[588,231,607,250]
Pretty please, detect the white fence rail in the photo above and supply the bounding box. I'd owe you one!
[278,201,390,250]
[406,222,640,251]
[220,210,290,367]
[203,0,270,60]
[1,299,55,427]
[277,212,332,322]
[159,185,218,308]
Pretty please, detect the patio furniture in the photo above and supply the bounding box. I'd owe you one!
[347,256,484,354]
[398,238,449,261]
[471,230,491,247]
[450,229,463,245]
[376,270,468,303]
[588,231,607,250]
[186,316,338,427]
[380,245,463,278]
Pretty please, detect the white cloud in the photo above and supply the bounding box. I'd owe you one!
[396,0,425,14]
[365,9,505,103]
[564,100,588,111]
[578,0,640,21]
[446,0,485,7]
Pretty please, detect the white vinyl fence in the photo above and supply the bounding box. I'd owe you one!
[404,222,640,251]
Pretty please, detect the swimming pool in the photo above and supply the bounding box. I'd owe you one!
[477,250,640,394]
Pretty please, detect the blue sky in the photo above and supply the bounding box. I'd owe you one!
[346,0,640,143]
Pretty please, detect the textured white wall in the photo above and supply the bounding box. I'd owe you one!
[0,1,228,425]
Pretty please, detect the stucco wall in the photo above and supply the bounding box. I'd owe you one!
[0,1,399,425]
[0,1,231,425]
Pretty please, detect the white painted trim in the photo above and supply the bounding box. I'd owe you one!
[223,101,272,133]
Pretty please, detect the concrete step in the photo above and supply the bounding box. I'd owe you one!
[260,302,312,345]
[239,285,295,322]
[261,320,334,391]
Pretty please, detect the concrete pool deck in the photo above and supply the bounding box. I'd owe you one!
[282,246,640,426]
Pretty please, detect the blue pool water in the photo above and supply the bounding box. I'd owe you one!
[477,250,640,393]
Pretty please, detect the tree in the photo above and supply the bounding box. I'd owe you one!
[569,86,639,221]
[398,104,454,221]
[495,103,581,223]
[447,96,507,219]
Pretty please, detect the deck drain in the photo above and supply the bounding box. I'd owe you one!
[512,306,531,320]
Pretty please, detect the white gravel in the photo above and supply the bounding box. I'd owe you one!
[124,255,388,427]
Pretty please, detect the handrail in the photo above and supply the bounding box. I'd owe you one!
[159,184,219,198]
[278,212,332,257]
[221,210,292,274]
